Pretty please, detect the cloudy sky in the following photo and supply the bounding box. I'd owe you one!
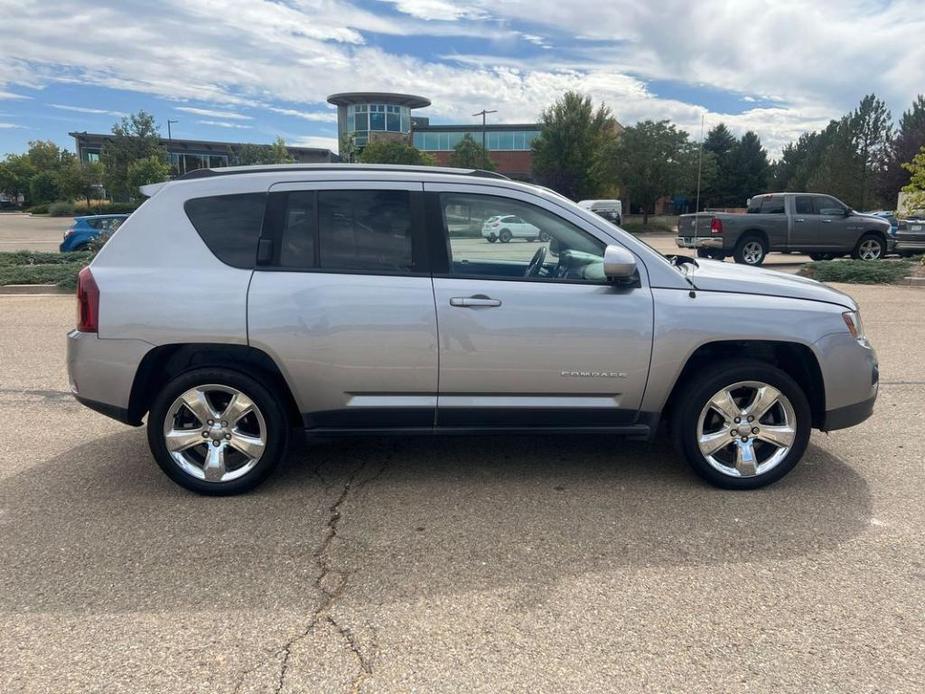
[0,0,922,158]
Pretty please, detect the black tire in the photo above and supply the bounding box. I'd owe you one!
[851,233,885,261]
[539,231,551,242]
[697,249,725,260]
[147,367,289,495]
[733,235,767,266]
[486,234,497,243]
[696,248,712,258]
[808,252,835,261]
[499,229,512,243]
[670,360,811,490]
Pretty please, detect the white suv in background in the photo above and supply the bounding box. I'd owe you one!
[481,214,544,242]
[578,199,623,226]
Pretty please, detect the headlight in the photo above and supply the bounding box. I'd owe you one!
[842,310,870,347]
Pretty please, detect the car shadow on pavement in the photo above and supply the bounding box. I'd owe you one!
[0,430,871,614]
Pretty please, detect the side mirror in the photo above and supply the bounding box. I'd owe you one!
[603,245,637,280]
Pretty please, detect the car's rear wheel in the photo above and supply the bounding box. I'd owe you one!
[486,233,497,243]
[539,231,551,242]
[147,368,289,495]
[499,229,512,243]
[852,234,885,261]
[671,360,811,489]
[733,236,767,266]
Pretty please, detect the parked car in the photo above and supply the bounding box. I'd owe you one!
[894,210,925,256]
[481,214,543,242]
[578,199,623,225]
[60,214,129,252]
[677,193,892,265]
[68,164,878,495]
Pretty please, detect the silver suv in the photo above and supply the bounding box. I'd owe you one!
[67,164,879,495]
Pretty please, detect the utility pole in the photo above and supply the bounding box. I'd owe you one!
[694,113,704,214]
[167,120,179,140]
[472,109,497,151]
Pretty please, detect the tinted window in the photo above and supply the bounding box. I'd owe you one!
[278,191,316,268]
[441,193,607,283]
[760,196,785,214]
[185,193,266,268]
[318,190,413,272]
[795,196,813,214]
[813,196,845,216]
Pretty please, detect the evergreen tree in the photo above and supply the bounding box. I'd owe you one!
[448,134,495,171]
[879,95,925,206]
[101,111,167,200]
[850,94,892,209]
[701,123,737,207]
[729,131,770,205]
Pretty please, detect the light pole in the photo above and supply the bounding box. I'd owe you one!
[694,113,704,214]
[472,109,497,151]
[167,120,179,140]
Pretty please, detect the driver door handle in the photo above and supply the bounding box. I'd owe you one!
[449,295,502,308]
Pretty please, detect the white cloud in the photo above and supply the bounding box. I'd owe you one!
[177,106,252,120]
[266,107,337,122]
[0,90,32,100]
[196,120,252,129]
[291,135,340,152]
[50,103,126,117]
[0,0,920,159]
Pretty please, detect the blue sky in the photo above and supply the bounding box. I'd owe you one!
[1,0,923,158]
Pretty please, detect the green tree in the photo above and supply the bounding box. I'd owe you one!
[268,136,294,164]
[26,140,72,172]
[357,139,435,165]
[0,154,35,204]
[338,133,357,163]
[610,120,694,224]
[851,94,892,209]
[127,155,170,193]
[29,171,61,205]
[101,111,166,200]
[531,91,617,200]
[701,123,737,207]
[879,94,925,205]
[729,131,770,204]
[56,159,104,208]
[448,134,495,170]
[900,145,925,214]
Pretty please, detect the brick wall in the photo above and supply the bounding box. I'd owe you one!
[427,150,533,179]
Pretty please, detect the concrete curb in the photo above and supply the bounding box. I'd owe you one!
[0,284,71,295]
[900,276,925,287]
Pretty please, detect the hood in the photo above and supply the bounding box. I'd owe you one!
[687,259,857,310]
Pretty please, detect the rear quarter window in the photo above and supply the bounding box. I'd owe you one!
[184,193,267,268]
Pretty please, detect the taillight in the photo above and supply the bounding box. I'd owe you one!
[76,266,99,333]
[710,217,723,234]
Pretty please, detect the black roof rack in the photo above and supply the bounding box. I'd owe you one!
[174,164,509,182]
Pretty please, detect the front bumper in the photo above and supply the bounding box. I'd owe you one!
[676,236,724,249]
[815,332,879,432]
[823,393,876,431]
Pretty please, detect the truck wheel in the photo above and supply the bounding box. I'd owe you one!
[499,229,512,243]
[671,360,811,490]
[147,367,289,495]
[733,236,767,266]
[809,253,835,261]
[852,234,884,261]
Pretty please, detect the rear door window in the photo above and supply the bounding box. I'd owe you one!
[794,196,814,215]
[185,193,267,268]
[760,196,785,214]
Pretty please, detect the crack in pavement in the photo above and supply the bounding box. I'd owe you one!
[270,455,391,694]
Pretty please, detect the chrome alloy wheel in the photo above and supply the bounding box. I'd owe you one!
[858,238,882,261]
[696,381,797,478]
[742,241,764,264]
[162,385,267,483]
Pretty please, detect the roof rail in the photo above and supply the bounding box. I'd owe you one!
[173,163,510,182]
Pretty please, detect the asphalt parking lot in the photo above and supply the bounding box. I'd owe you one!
[0,213,68,252]
[0,286,923,693]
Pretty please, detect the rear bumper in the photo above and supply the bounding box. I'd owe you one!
[676,236,724,249]
[67,330,151,426]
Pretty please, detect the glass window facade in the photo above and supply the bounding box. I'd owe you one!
[346,103,413,144]
[412,130,539,151]
[168,152,229,175]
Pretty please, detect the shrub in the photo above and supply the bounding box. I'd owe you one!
[48,200,76,216]
[26,203,49,215]
[101,202,140,214]
[0,250,94,288]
[799,259,911,284]
[0,250,94,266]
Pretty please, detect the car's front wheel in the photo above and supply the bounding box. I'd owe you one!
[147,368,289,495]
[671,360,811,489]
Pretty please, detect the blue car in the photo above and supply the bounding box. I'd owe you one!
[60,214,129,252]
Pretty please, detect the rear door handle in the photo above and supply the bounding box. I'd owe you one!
[822,219,832,223]
[794,218,805,223]
[449,295,502,308]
